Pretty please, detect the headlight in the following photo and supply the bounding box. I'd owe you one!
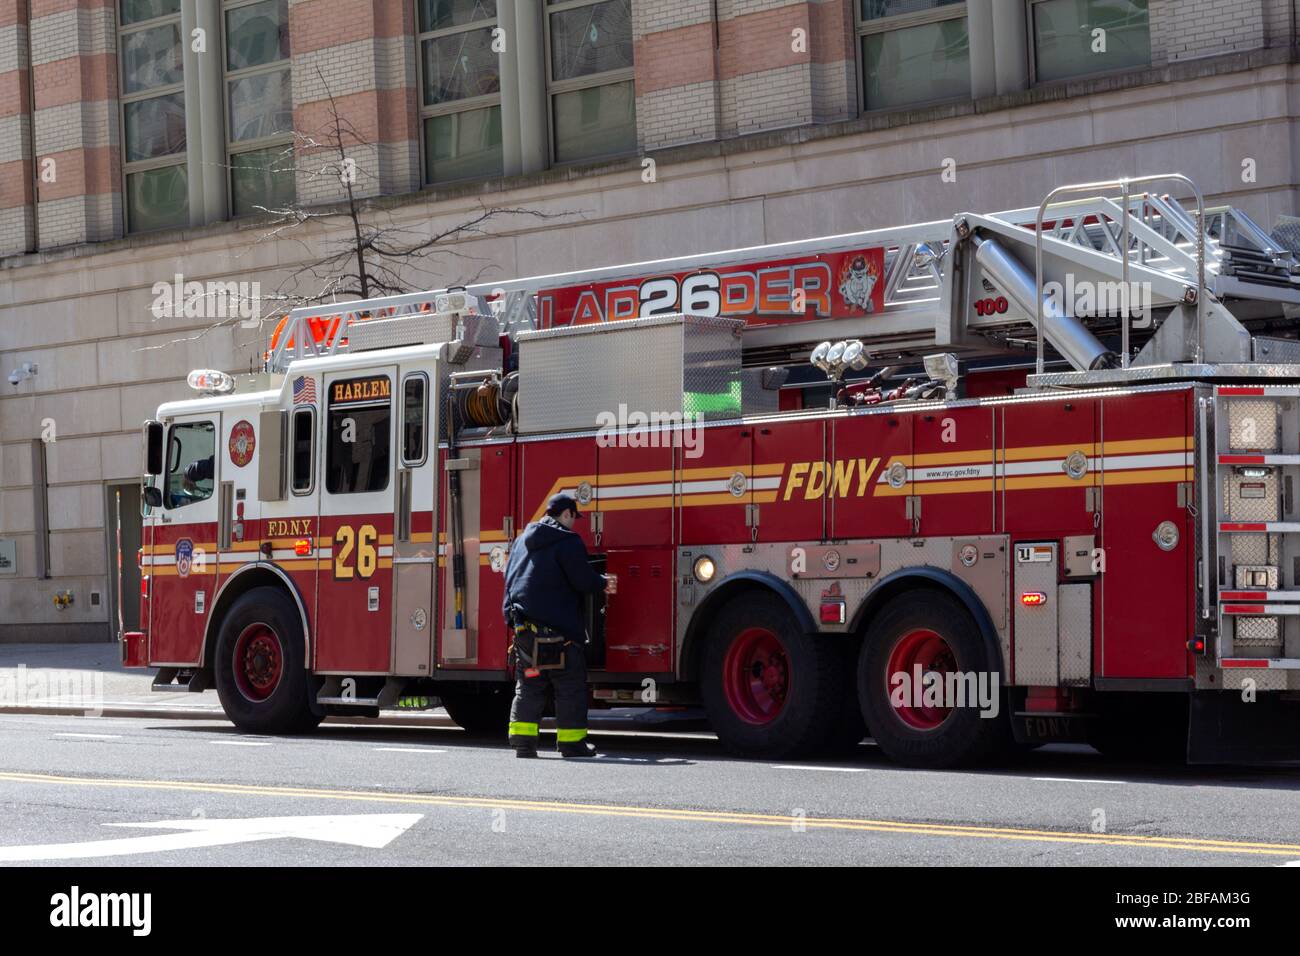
[693,555,716,583]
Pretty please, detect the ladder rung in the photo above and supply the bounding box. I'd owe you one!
[1219,522,1300,533]
[1220,657,1300,669]
[1222,603,1300,615]
[1217,386,1300,397]
[1218,454,1300,465]
[1220,590,1300,601]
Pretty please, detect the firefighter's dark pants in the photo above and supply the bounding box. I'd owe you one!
[508,630,588,749]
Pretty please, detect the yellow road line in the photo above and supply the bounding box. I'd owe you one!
[0,771,1293,857]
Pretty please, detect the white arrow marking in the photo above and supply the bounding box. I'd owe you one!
[0,813,423,862]
[54,733,120,739]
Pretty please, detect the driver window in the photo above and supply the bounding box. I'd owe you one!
[165,421,216,509]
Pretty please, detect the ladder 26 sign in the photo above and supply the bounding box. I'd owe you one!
[535,248,886,328]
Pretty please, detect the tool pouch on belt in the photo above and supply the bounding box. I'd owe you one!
[511,622,566,675]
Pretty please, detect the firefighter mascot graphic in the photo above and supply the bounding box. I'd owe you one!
[838,254,878,313]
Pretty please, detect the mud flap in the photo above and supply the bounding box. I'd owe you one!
[1187,691,1300,764]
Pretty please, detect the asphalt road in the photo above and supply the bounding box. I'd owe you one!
[1,712,1300,866]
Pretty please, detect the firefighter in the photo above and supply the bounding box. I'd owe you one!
[503,493,611,758]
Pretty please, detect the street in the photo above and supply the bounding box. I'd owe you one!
[2,711,1300,866]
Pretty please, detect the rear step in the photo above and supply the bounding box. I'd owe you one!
[315,676,408,709]
[151,668,208,693]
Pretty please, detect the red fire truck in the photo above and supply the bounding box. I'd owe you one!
[124,174,1300,766]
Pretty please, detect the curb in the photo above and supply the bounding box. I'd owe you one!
[0,705,458,727]
[0,704,713,733]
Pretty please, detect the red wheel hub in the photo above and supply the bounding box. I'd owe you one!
[232,623,284,702]
[722,626,789,725]
[885,628,957,731]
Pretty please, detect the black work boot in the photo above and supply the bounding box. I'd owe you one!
[509,731,539,758]
[558,739,598,758]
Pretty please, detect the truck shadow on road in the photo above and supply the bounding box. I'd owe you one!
[172,723,1300,789]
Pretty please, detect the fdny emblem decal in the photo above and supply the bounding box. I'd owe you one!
[175,538,194,578]
[228,420,256,468]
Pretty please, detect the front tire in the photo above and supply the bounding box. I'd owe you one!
[701,592,844,759]
[214,586,321,734]
[858,589,1008,768]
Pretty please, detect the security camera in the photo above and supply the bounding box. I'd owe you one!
[8,362,38,386]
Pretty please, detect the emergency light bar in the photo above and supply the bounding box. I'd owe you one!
[187,369,235,394]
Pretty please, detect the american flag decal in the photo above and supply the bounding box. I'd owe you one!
[293,376,316,406]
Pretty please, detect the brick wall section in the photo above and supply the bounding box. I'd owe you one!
[809,0,855,122]
[29,0,119,248]
[637,0,853,147]
[289,0,419,205]
[1260,0,1293,45]
[718,1,813,136]
[0,0,34,256]
[1150,0,1266,64]
[633,1,719,151]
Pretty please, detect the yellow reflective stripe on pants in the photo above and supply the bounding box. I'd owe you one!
[508,721,538,737]
[556,728,588,743]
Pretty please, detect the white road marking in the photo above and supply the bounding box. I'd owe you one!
[210,740,272,747]
[771,765,868,773]
[1033,777,1128,785]
[374,747,448,754]
[0,813,424,862]
[53,733,120,740]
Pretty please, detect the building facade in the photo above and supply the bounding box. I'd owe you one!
[0,0,1296,641]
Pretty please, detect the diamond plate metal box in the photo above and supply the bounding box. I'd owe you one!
[1234,616,1280,648]
[515,314,744,434]
[1223,470,1279,522]
[1224,398,1279,451]
[1058,583,1092,686]
[1013,542,1059,686]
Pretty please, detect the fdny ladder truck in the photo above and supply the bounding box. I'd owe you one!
[125,174,1300,766]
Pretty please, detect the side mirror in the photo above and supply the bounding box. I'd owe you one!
[142,484,163,509]
[144,421,164,476]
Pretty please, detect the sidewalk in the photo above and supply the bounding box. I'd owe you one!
[0,643,708,731]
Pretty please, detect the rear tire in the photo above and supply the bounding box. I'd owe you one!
[858,589,1008,768]
[214,586,321,735]
[701,592,844,759]
[440,685,514,736]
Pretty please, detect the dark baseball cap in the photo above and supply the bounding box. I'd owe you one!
[547,493,582,518]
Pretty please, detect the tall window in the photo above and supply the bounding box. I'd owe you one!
[164,421,216,509]
[857,1,970,112]
[118,0,188,232]
[223,0,295,216]
[417,0,503,184]
[1030,0,1150,84]
[545,0,635,164]
[326,375,392,495]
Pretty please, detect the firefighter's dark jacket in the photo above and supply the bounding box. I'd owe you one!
[502,516,605,638]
